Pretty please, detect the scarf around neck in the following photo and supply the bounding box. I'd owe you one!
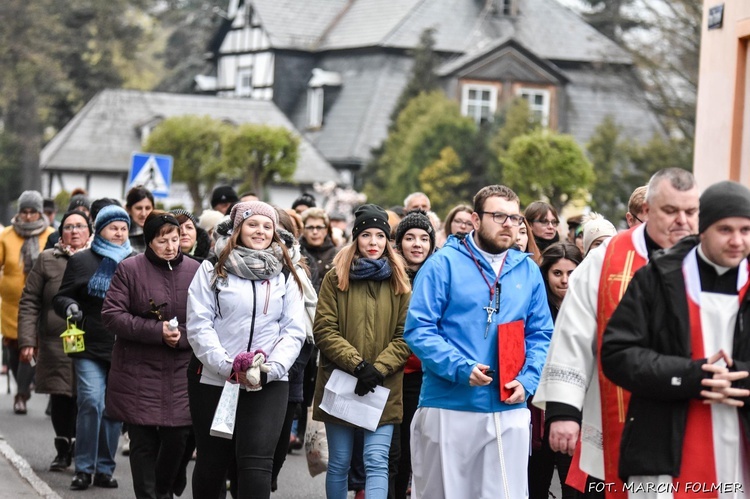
[55,239,90,258]
[13,217,49,275]
[350,257,392,281]
[212,243,284,288]
[88,234,132,298]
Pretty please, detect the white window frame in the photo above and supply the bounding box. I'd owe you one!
[307,87,324,128]
[461,83,497,124]
[236,67,253,97]
[517,87,550,127]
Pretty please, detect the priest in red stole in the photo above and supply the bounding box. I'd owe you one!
[602,180,750,498]
[533,168,700,498]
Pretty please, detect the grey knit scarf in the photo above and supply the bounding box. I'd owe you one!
[212,243,284,288]
[13,217,49,274]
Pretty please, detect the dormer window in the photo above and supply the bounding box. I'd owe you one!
[517,87,550,126]
[236,67,253,97]
[501,0,513,15]
[306,69,342,129]
[488,0,516,16]
[307,88,324,129]
[461,83,497,124]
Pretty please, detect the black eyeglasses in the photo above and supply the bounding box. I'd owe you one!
[533,219,560,227]
[62,224,88,232]
[478,211,524,226]
[452,219,473,228]
[304,225,327,232]
[630,213,644,224]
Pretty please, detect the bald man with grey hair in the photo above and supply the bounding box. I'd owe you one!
[533,168,699,496]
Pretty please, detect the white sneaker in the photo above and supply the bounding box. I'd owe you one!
[120,432,130,456]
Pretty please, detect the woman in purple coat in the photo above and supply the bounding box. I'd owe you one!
[102,211,200,499]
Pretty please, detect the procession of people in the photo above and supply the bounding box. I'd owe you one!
[1,174,749,499]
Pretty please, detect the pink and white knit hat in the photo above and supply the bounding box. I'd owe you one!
[230,201,278,233]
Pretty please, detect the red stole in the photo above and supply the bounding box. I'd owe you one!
[566,227,647,496]
[679,295,719,497]
[595,227,647,498]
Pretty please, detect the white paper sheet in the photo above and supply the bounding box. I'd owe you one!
[319,369,390,432]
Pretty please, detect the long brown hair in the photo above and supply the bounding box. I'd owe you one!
[214,224,303,293]
[333,236,410,295]
[521,217,542,264]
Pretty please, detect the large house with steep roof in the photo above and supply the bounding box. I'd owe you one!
[196,0,661,184]
[40,90,341,208]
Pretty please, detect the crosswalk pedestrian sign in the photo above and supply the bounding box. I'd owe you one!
[129,152,173,198]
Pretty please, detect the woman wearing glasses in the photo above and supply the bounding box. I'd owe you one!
[0,190,55,415]
[524,201,561,253]
[17,210,90,470]
[436,204,473,248]
[297,208,339,452]
[299,208,338,294]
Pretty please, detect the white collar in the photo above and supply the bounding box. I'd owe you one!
[469,231,508,265]
[697,244,733,275]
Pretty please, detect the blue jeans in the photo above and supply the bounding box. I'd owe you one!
[73,358,122,475]
[325,423,394,499]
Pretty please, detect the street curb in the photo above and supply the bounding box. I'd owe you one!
[0,435,62,499]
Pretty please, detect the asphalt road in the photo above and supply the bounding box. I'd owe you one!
[0,373,563,499]
[0,373,327,498]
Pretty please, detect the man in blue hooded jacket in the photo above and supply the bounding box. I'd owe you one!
[405,185,553,499]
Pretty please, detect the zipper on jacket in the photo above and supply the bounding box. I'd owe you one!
[262,280,271,314]
[248,281,258,352]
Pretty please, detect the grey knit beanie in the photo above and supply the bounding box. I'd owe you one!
[18,190,44,214]
[699,181,750,233]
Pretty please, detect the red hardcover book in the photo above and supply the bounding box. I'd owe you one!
[498,320,525,401]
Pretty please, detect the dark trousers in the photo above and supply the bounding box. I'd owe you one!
[189,376,288,499]
[50,394,77,439]
[271,401,298,485]
[528,434,578,499]
[348,429,365,491]
[4,339,34,398]
[393,372,421,499]
[128,424,193,499]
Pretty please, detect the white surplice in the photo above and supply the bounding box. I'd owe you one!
[628,248,748,499]
[533,223,649,481]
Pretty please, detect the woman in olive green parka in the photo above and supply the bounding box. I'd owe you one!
[312,204,411,499]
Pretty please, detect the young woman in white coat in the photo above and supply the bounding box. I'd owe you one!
[186,201,306,499]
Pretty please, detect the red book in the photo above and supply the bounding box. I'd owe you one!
[498,320,525,401]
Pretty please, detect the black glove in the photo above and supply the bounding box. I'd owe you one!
[66,303,83,322]
[353,362,384,396]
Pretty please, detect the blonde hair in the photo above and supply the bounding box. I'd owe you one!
[333,237,411,295]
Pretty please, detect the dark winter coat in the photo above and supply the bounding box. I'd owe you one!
[601,235,750,480]
[312,268,411,427]
[17,247,75,396]
[300,236,338,293]
[53,248,133,363]
[101,250,199,427]
[185,226,211,263]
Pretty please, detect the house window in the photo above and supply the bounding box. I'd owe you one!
[236,67,253,97]
[307,87,324,128]
[461,84,497,124]
[501,0,513,15]
[518,88,550,126]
